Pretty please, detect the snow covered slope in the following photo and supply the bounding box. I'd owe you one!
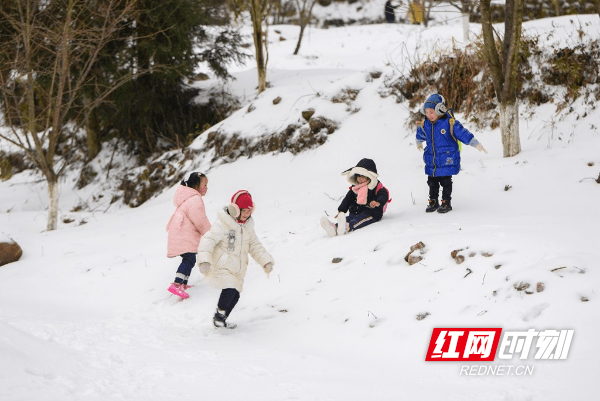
[0,14,599,401]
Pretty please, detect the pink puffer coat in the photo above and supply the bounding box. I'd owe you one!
[166,186,211,257]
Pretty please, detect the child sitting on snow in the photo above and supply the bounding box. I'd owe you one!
[320,158,390,237]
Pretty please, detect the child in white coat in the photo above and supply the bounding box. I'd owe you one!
[197,190,274,329]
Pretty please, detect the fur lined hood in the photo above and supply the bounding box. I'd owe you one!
[341,158,379,190]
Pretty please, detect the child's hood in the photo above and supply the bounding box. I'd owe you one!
[341,158,379,190]
[216,207,254,230]
[173,185,201,207]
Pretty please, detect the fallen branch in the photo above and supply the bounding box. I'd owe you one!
[579,173,600,183]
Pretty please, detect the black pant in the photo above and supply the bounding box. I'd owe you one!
[428,176,453,202]
[218,288,240,316]
[174,252,196,285]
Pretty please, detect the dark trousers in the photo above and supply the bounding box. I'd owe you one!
[174,252,196,285]
[218,288,240,316]
[346,211,378,232]
[428,176,453,202]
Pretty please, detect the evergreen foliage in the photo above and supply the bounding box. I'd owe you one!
[95,0,249,157]
[0,0,248,161]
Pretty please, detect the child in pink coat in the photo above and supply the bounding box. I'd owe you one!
[166,172,211,299]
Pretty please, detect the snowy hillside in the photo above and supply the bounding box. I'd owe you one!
[1,13,599,401]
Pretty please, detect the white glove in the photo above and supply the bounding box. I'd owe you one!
[198,262,211,274]
[263,262,273,274]
[476,143,488,154]
[416,141,424,152]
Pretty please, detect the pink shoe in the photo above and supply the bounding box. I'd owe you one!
[168,283,189,299]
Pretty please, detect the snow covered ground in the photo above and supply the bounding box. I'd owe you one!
[1,12,599,401]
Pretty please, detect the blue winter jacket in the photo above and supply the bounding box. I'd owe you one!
[416,110,475,177]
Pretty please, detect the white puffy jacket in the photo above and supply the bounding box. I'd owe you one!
[197,208,274,292]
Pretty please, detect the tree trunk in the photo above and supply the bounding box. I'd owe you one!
[84,96,101,160]
[250,1,267,93]
[461,12,470,42]
[294,24,306,55]
[481,0,524,158]
[480,0,504,99]
[595,0,600,16]
[552,0,560,16]
[47,178,59,231]
[422,1,429,27]
[293,1,317,55]
[499,101,521,157]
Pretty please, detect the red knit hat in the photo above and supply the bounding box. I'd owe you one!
[233,191,254,210]
[228,190,254,218]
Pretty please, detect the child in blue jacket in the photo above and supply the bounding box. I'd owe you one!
[321,158,390,237]
[416,94,487,213]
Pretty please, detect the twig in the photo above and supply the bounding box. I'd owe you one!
[106,137,120,180]
[103,201,114,214]
[482,272,487,284]
[323,192,337,201]
[10,179,46,186]
[464,268,473,278]
[579,173,600,183]
[551,266,566,272]
[89,200,110,213]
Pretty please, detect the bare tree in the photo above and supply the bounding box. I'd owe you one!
[480,0,523,157]
[231,0,271,93]
[270,0,295,24]
[292,0,317,55]
[0,0,141,230]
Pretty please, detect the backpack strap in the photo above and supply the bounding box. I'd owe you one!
[446,110,461,152]
[420,114,461,151]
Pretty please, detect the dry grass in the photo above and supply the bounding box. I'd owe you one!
[385,33,600,131]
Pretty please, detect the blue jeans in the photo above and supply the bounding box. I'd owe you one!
[174,253,196,285]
